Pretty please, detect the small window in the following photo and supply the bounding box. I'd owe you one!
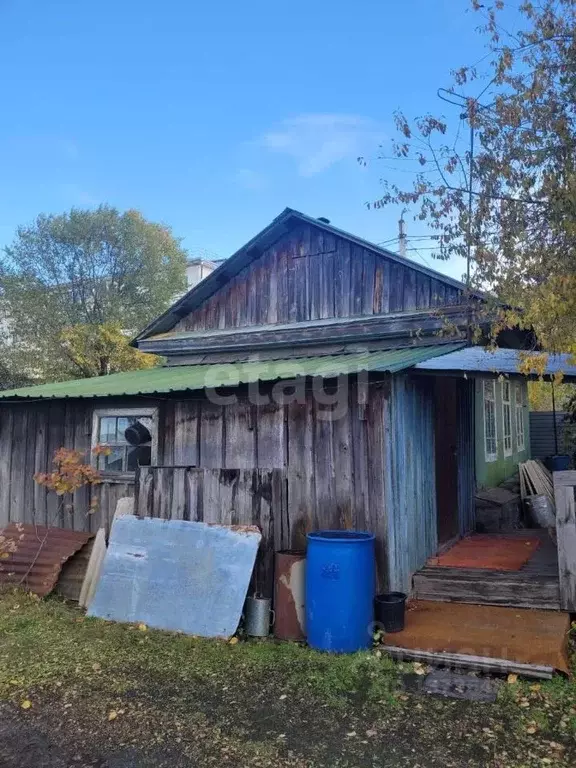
[483,380,498,462]
[92,408,157,474]
[502,380,513,457]
[515,384,526,452]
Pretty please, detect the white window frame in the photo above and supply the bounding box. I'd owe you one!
[483,379,498,462]
[91,407,158,476]
[501,379,513,457]
[515,383,526,453]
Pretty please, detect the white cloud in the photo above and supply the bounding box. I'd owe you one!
[259,113,381,177]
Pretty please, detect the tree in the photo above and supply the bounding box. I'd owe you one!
[370,0,576,355]
[0,206,188,381]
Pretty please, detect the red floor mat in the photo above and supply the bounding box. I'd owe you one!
[434,535,541,571]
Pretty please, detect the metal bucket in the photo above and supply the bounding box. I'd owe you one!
[244,596,273,637]
[525,494,556,528]
[274,550,306,641]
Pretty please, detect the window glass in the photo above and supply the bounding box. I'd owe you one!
[94,412,154,473]
[483,380,497,461]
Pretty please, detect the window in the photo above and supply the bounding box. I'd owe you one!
[501,380,513,457]
[515,383,526,452]
[92,408,157,473]
[483,380,498,461]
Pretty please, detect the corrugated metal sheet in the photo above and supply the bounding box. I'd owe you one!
[385,375,438,593]
[530,411,569,460]
[0,343,464,400]
[416,346,576,380]
[0,524,93,596]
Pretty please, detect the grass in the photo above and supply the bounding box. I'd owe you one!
[1,588,576,767]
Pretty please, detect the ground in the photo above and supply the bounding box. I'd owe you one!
[0,591,575,767]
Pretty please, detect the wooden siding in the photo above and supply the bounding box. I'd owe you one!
[386,376,438,592]
[457,379,476,535]
[0,402,135,534]
[553,470,576,611]
[173,224,463,333]
[0,375,442,593]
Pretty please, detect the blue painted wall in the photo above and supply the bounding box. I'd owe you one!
[385,375,438,593]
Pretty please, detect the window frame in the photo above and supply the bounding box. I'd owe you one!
[91,407,158,478]
[483,379,498,463]
[515,383,526,453]
[501,379,513,457]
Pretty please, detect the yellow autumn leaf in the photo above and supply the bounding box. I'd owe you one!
[138,623,147,632]
[108,710,118,721]
[20,700,32,710]
[507,674,518,685]
[0,552,10,559]
[228,637,239,645]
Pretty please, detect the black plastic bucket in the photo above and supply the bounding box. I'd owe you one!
[374,592,407,633]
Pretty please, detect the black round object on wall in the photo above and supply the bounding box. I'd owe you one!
[124,421,152,446]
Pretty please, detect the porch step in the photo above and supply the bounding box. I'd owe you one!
[413,566,561,611]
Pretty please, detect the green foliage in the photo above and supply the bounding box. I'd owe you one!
[0,206,187,381]
[372,1,576,355]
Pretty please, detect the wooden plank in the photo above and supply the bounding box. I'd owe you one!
[389,264,404,311]
[382,647,554,680]
[366,382,389,589]
[199,402,224,467]
[350,245,364,316]
[255,402,284,468]
[224,400,256,468]
[416,273,431,309]
[10,409,28,524]
[330,377,353,532]
[0,408,13,526]
[312,397,336,530]
[554,473,576,611]
[361,250,376,315]
[334,240,351,317]
[320,252,335,319]
[286,397,314,549]
[403,267,417,311]
[173,400,199,466]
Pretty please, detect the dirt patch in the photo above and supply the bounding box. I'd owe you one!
[0,590,575,767]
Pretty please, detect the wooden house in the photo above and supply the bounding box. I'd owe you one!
[1,208,575,645]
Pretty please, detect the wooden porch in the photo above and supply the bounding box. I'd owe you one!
[413,530,560,611]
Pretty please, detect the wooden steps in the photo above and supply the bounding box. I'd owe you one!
[413,566,561,611]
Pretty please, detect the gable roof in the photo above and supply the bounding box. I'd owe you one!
[134,208,484,343]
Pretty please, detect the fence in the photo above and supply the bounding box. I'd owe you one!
[553,470,576,611]
[134,466,288,596]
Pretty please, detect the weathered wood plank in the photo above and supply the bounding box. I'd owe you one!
[224,401,256,468]
[10,409,28,524]
[554,472,576,611]
[0,408,13,527]
[383,647,554,680]
[199,403,224,467]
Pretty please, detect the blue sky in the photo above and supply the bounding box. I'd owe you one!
[0,0,503,281]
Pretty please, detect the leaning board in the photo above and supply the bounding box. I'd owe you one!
[88,516,261,637]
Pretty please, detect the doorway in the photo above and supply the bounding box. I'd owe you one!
[434,378,460,546]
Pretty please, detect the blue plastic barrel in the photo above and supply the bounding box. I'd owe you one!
[306,530,375,653]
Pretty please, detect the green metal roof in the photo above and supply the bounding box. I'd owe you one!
[0,343,465,401]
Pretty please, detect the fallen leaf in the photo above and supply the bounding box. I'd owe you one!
[108,710,118,721]
[526,726,537,734]
[20,700,32,710]
[366,729,377,737]
[137,623,147,632]
[507,674,518,685]
[413,662,426,676]
[346,731,357,738]
[228,637,239,645]
[279,694,287,700]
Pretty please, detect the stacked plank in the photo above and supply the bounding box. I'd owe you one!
[519,460,555,506]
